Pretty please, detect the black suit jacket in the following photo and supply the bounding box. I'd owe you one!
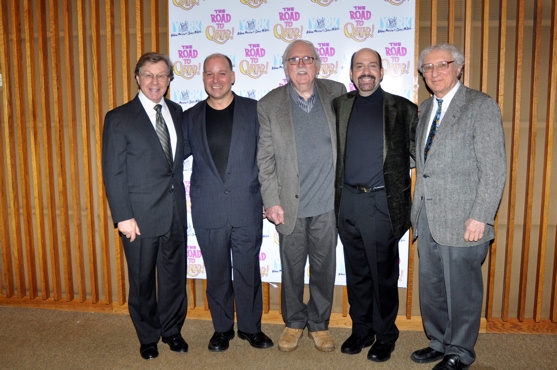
[183,94,262,229]
[333,89,418,239]
[102,94,186,237]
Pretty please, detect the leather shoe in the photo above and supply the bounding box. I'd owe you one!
[411,347,444,363]
[341,333,375,354]
[238,330,274,349]
[433,355,469,370]
[162,333,188,353]
[139,343,158,360]
[367,341,395,362]
[208,329,235,352]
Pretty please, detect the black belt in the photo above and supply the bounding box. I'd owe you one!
[345,184,385,193]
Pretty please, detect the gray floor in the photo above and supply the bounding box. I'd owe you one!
[0,306,556,369]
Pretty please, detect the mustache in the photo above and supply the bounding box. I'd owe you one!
[296,67,309,74]
[358,74,376,81]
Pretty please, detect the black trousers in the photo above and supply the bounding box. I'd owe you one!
[338,185,399,344]
[122,200,187,344]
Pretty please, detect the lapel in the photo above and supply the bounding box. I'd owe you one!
[191,100,223,182]
[227,95,248,176]
[382,91,398,161]
[275,85,298,165]
[165,98,184,172]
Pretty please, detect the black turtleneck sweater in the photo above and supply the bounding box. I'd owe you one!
[344,87,385,189]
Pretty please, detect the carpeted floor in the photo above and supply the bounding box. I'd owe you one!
[0,306,556,369]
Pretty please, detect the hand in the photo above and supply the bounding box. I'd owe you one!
[464,218,485,242]
[118,218,141,242]
[265,205,285,225]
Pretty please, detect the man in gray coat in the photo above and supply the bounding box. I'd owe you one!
[257,39,346,352]
[410,43,506,370]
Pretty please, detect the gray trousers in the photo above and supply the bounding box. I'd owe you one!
[417,204,488,366]
[279,210,337,332]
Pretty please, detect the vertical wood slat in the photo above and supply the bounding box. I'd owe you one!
[547,1,557,323]
[37,0,61,302]
[151,0,159,52]
[523,0,542,323]
[8,0,27,299]
[77,0,99,304]
[462,0,472,87]
[136,0,144,58]
[448,0,455,44]
[0,0,15,298]
[431,0,438,44]
[23,0,43,300]
[498,0,511,322]
[91,0,113,305]
[50,0,74,303]
[63,0,86,302]
[116,0,131,306]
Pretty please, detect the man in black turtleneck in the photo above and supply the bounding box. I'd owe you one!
[333,48,418,363]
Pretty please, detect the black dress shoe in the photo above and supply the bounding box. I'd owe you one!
[208,329,235,352]
[433,355,469,370]
[237,330,274,349]
[162,333,188,353]
[139,343,158,360]
[367,341,395,362]
[340,333,375,354]
[411,347,445,363]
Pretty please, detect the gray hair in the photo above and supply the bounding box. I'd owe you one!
[418,43,465,74]
[281,39,322,70]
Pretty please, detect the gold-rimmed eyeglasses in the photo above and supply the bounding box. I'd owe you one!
[139,72,169,81]
[286,56,315,65]
[421,60,454,74]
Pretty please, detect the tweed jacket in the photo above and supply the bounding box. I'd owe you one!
[411,84,506,247]
[257,78,347,235]
[333,89,418,239]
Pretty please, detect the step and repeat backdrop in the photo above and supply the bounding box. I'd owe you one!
[168,0,416,287]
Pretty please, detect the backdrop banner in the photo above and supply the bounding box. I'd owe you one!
[169,0,416,287]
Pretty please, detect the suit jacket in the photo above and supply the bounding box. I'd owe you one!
[257,78,347,235]
[183,94,262,229]
[102,94,186,237]
[411,84,506,247]
[333,89,418,240]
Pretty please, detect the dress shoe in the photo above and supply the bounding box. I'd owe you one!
[411,347,445,363]
[433,354,469,370]
[278,327,303,352]
[162,333,188,353]
[208,329,235,352]
[367,341,395,362]
[237,330,274,349]
[139,343,158,360]
[340,333,375,354]
[308,330,335,352]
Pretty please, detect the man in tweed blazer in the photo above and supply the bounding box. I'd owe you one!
[257,39,346,353]
[410,44,506,370]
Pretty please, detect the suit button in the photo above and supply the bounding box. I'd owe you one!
[295,195,299,199]
[224,190,230,194]
[423,174,429,178]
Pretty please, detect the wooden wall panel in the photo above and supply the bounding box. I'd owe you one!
[0,0,556,334]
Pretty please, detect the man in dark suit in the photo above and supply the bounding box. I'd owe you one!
[257,39,346,353]
[182,53,273,352]
[102,52,188,360]
[333,48,418,362]
[411,43,506,370]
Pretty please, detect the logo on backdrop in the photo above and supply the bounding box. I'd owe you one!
[206,9,234,44]
[187,245,205,277]
[383,41,411,78]
[172,0,200,11]
[274,7,303,43]
[240,0,268,8]
[240,44,269,78]
[311,0,338,6]
[174,45,201,80]
[385,0,409,5]
[172,89,204,105]
[378,16,412,33]
[306,17,340,34]
[316,42,338,78]
[344,5,375,42]
[170,20,202,37]
[238,18,271,36]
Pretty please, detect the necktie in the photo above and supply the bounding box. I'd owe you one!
[424,98,443,162]
[154,104,173,167]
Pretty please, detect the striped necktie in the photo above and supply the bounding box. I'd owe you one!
[154,104,173,167]
[424,98,443,162]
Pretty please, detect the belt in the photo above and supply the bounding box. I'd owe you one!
[345,184,385,193]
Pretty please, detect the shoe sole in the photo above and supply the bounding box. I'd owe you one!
[278,344,299,352]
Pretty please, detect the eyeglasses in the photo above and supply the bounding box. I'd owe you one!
[421,60,454,74]
[139,72,169,81]
[286,56,315,65]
